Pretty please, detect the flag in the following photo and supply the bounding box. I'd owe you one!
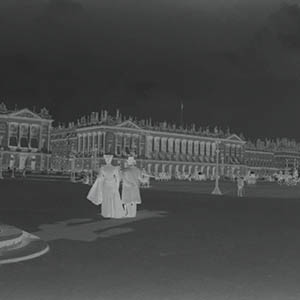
[180,102,184,111]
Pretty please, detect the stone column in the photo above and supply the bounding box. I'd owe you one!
[168,138,174,153]
[145,136,153,158]
[39,125,42,150]
[126,134,132,154]
[97,132,101,154]
[28,124,31,149]
[200,141,205,156]
[206,166,210,178]
[194,141,199,156]
[137,135,142,156]
[18,124,22,147]
[132,134,138,155]
[114,133,118,155]
[86,133,89,153]
[211,142,216,157]
[47,124,51,153]
[77,134,81,152]
[206,142,211,156]
[230,144,235,157]
[175,139,180,154]
[82,134,86,154]
[91,133,94,151]
[7,123,11,146]
[154,137,160,152]
[181,140,187,154]
[236,145,240,161]
[91,132,95,150]
[188,140,193,155]
[102,132,106,153]
[161,137,167,152]
[224,143,229,163]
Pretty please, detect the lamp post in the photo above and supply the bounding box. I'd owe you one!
[0,147,3,179]
[11,155,15,178]
[89,148,97,185]
[69,157,72,181]
[221,155,224,177]
[70,153,76,183]
[212,141,222,195]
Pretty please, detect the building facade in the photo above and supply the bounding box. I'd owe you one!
[50,110,247,178]
[0,103,53,172]
[245,138,300,176]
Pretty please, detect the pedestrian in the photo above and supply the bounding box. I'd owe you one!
[237,176,245,197]
[120,156,146,218]
[141,168,151,188]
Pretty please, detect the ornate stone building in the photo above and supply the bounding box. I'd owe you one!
[50,110,246,178]
[0,103,53,171]
[245,138,300,175]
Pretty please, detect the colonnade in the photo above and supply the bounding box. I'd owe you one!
[145,162,242,178]
[77,131,143,156]
[76,131,244,165]
[145,135,243,160]
[77,132,106,154]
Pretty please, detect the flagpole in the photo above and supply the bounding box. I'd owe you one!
[180,101,184,127]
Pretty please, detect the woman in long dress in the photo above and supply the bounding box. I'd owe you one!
[87,154,125,219]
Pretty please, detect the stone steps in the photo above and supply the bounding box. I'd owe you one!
[0,225,49,265]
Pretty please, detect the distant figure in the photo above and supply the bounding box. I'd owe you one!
[82,172,90,185]
[237,176,245,197]
[87,154,125,219]
[293,169,298,179]
[141,168,151,188]
[121,157,145,218]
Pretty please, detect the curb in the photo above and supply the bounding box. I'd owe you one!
[0,228,50,265]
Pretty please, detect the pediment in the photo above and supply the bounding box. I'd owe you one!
[116,120,141,130]
[227,134,244,143]
[9,108,42,120]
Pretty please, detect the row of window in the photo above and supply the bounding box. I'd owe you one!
[149,138,243,157]
[9,137,39,148]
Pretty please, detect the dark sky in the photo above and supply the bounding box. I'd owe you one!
[0,0,300,140]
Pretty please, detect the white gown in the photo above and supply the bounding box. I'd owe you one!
[87,165,125,219]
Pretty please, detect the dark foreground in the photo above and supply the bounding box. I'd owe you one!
[1,180,300,300]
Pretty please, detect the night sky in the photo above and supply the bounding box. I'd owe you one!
[0,0,300,140]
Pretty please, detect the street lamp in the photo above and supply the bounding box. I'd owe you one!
[10,155,15,178]
[70,153,76,183]
[212,141,222,195]
[89,148,97,185]
[0,147,4,179]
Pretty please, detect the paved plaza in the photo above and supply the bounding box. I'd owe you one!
[1,180,300,300]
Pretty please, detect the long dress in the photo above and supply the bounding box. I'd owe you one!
[87,165,125,219]
[121,166,142,218]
